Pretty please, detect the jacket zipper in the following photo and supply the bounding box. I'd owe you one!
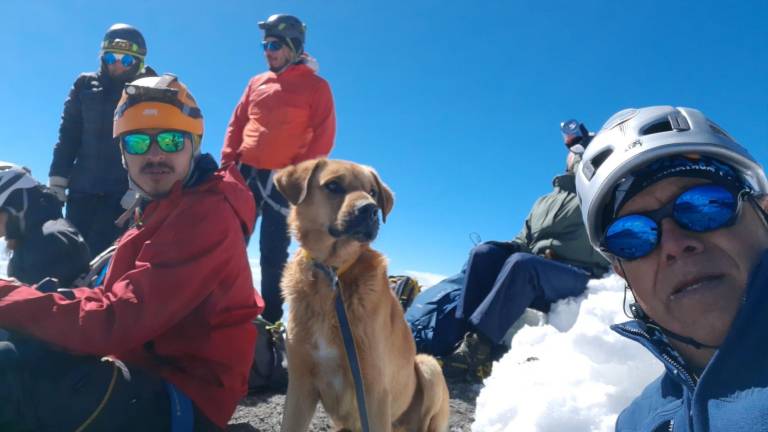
[614,324,697,390]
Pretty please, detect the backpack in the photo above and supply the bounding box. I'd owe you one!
[388,275,422,312]
[404,270,468,357]
[248,317,288,394]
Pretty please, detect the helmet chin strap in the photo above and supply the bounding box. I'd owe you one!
[750,195,768,231]
[3,189,28,238]
[618,260,719,350]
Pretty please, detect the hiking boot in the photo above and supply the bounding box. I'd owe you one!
[438,332,494,381]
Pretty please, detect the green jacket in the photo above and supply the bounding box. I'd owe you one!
[511,173,609,277]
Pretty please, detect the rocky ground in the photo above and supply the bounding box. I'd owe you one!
[227,378,481,431]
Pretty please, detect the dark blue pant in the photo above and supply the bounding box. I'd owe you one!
[0,335,220,431]
[66,192,126,260]
[0,335,170,431]
[240,166,291,323]
[456,242,590,344]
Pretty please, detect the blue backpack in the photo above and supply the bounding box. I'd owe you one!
[405,270,468,357]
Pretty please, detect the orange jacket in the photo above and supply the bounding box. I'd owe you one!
[0,162,264,428]
[221,63,335,169]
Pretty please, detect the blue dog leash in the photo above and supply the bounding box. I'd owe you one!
[312,259,371,432]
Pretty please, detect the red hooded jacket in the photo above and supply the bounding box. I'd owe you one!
[0,162,264,428]
[221,62,335,169]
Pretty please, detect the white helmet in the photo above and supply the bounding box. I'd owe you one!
[575,106,768,255]
[0,161,38,209]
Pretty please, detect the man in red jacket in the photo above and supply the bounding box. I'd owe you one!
[221,14,335,323]
[0,74,263,431]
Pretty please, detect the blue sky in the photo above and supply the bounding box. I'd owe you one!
[2,0,766,277]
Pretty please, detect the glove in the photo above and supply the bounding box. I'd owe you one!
[120,189,139,210]
[48,176,69,203]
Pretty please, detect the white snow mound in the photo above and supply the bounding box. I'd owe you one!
[473,274,663,432]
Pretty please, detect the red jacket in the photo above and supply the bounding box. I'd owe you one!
[0,162,264,428]
[221,62,335,169]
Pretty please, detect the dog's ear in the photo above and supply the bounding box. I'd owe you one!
[275,158,326,205]
[370,169,394,223]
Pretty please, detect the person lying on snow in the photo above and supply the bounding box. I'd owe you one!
[0,161,89,288]
[577,106,768,432]
[411,131,610,382]
[0,74,263,431]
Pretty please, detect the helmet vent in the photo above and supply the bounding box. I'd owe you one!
[708,122,733,140]
[582,148,614,181]
[640,120,673,136]
[619,122,630,135]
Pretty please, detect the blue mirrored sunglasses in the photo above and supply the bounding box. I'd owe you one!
[261,40,285,52]
[602,184,747,260]
[103,51,136,67]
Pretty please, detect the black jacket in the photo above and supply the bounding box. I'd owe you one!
[8,218,90,288]
[49,67,156,195]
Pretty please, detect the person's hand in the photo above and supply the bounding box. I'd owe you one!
[120,189,139,210]
[48,176,69,203]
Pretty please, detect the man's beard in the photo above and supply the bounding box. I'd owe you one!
[269,60,291,73]
[103,63,141,84]
[141,162,174,174]
[110,68,138,82]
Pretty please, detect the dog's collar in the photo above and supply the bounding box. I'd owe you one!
[301,249,353,289]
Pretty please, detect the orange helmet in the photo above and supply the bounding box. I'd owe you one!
[113,74,203,139]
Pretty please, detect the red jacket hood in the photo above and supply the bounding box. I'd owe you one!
[202,162,257,238]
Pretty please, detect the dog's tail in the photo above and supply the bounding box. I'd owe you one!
[414,354,450,432]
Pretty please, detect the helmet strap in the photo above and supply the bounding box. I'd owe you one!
[3,190,28,239]
[748,195,768,232]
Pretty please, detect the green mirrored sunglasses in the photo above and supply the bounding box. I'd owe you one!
[121,130,188,155]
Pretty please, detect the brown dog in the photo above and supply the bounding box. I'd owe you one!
[275,158,450,432]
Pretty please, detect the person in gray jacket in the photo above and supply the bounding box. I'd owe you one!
[48,23,155,258]
[441,149,609,380]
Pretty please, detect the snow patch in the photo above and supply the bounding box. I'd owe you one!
[473,274,663,432]
[0,239,6,278]
[402,270,447,290]
[248,258,261,292]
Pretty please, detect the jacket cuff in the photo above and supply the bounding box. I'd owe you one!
[49,176,69,188]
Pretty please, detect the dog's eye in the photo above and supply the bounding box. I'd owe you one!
[324,180,345,195]
[369,188,378,199]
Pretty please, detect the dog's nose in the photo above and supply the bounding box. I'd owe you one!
[357,203,378,222]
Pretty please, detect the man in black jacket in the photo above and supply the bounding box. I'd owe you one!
[48,23,155,258]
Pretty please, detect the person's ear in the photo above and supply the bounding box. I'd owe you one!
[612,259,625,278]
